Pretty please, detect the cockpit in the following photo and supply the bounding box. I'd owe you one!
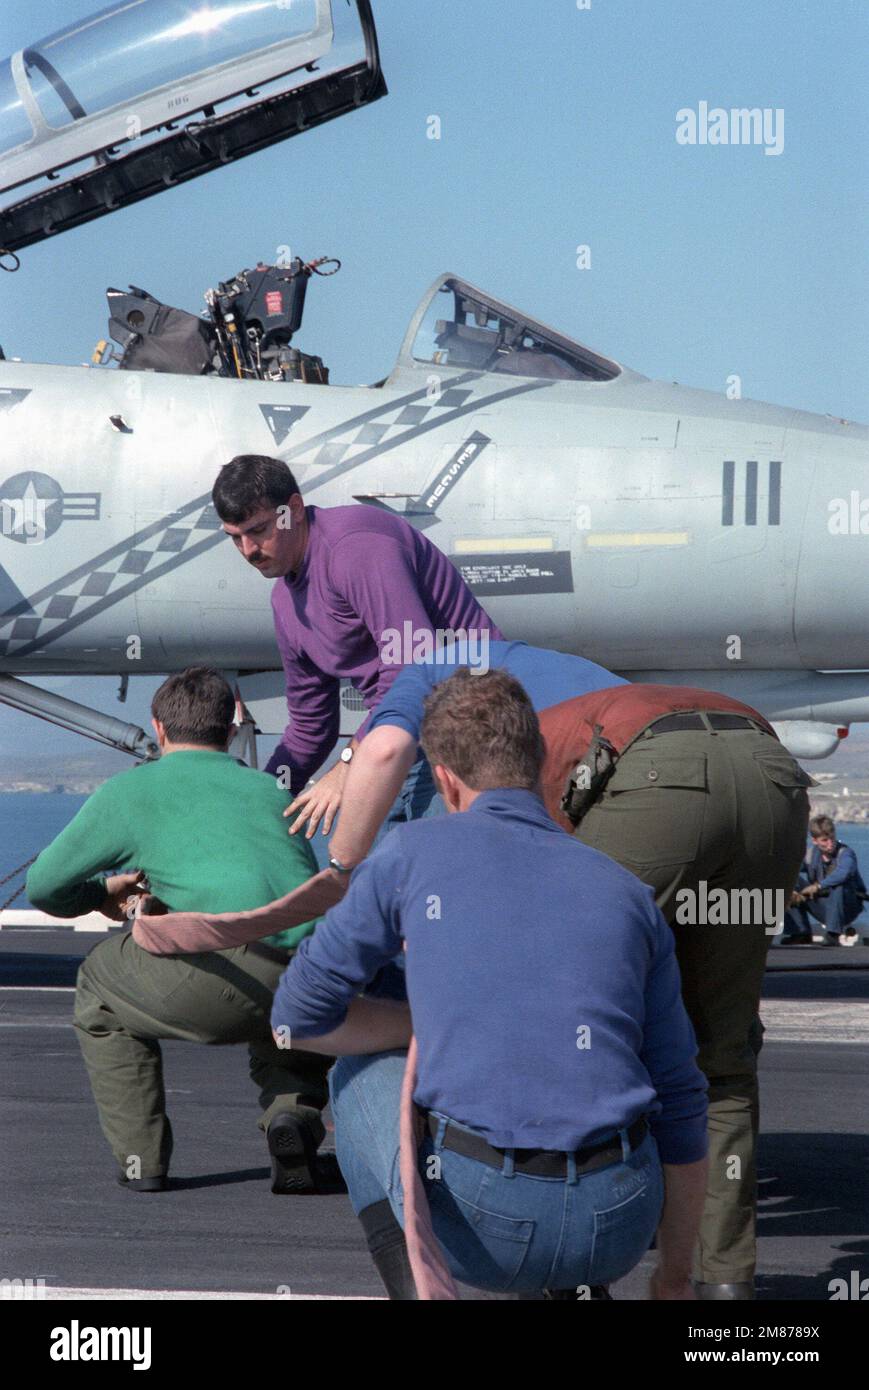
[0,0,385,253]
[397,275,621,383]
[89,263,622,388]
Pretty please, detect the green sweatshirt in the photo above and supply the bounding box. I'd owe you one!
[26,749,319,949]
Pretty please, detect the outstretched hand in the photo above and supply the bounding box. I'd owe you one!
[284,759,348,838]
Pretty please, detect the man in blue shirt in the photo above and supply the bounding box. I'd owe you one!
[288,639,625,865]
[283,639,807,1298]
[783,815,866,945]
[273,668,708,1299]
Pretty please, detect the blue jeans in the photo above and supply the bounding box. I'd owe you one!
[784,883,861,939]
[329,1051,664,1294]
[308,755,442,871]
[376,754,442,838]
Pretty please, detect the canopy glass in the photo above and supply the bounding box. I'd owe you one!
[0,0,385,251]
[400,275,621,383]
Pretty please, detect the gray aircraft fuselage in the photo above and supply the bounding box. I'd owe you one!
[1,274,867,746]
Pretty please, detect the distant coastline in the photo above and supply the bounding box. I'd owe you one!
[0,756,131,796]
[1,781,868,825]
[1,781,102,795]
[806,807,869,825]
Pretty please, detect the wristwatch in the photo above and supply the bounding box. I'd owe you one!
[328,856,353,875]
[339,745,354,764]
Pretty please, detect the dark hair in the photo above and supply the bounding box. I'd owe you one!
[212,455,302,524]
[151,667,235,747]
[420,668,544,791]
[809,815,836,839]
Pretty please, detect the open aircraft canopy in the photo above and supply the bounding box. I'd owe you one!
[396,274,622,382]
[0,0,385,253]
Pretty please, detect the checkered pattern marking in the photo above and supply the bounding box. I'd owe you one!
[284,383,479,472]
[0,497,222,658]
[0,373,554,659]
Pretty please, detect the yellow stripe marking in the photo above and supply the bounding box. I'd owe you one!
[585,531,690,548]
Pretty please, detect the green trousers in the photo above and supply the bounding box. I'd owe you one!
[576,723,811,1284]
[73,930,332,1179]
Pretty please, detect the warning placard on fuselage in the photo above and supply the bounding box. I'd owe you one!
[456,551,574,597]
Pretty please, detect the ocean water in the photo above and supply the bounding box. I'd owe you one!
[2,792,869,918]
[0,793,88,910]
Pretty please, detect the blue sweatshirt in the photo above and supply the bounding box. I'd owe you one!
[272,789,707,1163]
[804,842,864,892]
[366,639,626,741]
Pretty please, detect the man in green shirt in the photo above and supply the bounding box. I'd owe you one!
[27,667,333,1195]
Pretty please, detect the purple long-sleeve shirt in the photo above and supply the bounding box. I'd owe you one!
[264,505,503,791]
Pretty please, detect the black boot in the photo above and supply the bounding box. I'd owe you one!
[267,1112,320,1194]
[266,1111,347,1195]
[359,1199,418,1300]
[116,1173,167,1192]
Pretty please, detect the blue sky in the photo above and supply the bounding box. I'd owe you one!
[0,0,867,761]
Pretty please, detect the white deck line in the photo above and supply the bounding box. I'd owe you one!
[760,1000,869,1044]
[2,992,868,1042]
[26,1286,380,1301]
[0,911,111,931]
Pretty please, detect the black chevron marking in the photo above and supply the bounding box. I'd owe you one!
[259,404,310,447]
[0,388,31,413]
[1,532,225,659]
[280,372,484,461]
[0,561,33,619]
[0,494,211,621]
[1,375,553,653]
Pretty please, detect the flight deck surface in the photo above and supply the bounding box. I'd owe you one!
[3,930,868,1302]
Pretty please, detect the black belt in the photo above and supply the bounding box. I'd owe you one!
[424,1113,647,1178]
[246,942,294,965]
[647,712,768,735]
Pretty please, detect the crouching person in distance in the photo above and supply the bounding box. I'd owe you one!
[27,667,334,1195]
[782,814,866,945]
[271,669,709,1299]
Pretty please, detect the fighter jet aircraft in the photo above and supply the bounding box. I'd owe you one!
[0,0,867,763]
[2,266,868,761]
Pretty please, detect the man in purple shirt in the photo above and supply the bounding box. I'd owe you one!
[212,456,503,852]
